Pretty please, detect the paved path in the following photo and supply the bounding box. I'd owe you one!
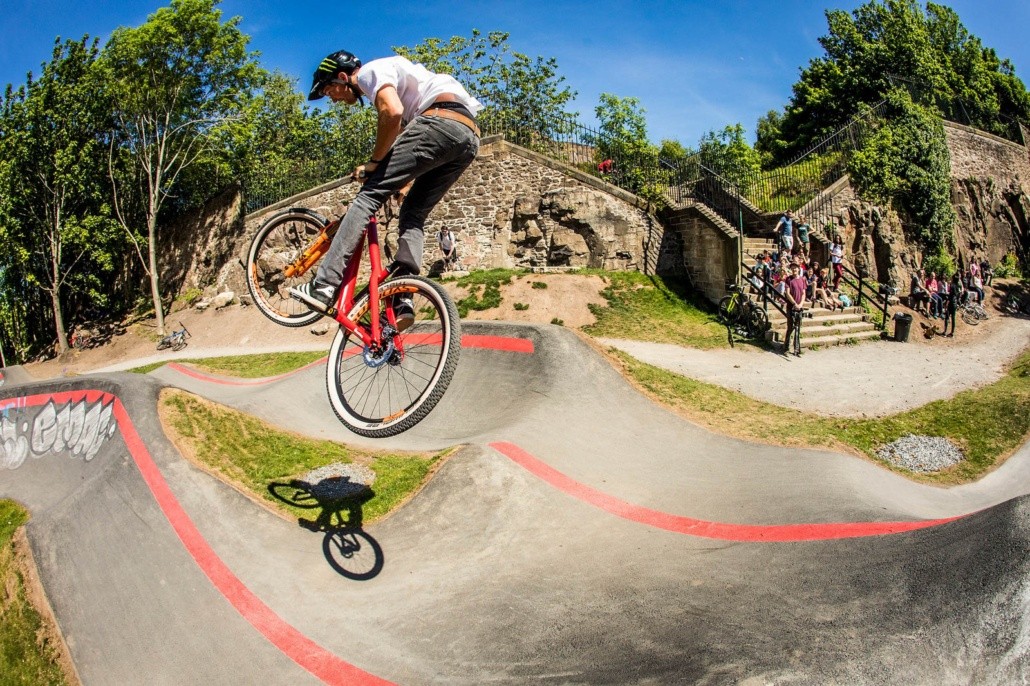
[1,321,1028,684]
[600,315,1030,417]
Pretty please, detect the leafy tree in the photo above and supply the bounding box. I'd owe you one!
[759,0,1030,160]
[0,37,121,356]
[230,70,378,212]
[101,0,261,333]
[847,91,955,250]
[592,93,663,198]
[393,30,577,142]
[697,124,762,188]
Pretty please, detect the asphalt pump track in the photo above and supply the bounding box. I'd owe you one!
[1,321,1028,684]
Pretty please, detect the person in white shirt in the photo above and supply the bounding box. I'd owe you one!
[438,227,457,269]
[292,50,481,320]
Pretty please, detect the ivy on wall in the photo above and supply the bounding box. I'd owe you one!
[848,90,956,253]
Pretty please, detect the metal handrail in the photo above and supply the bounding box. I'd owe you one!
[834,261,892,330]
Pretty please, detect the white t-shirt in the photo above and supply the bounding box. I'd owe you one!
[829,245,843,264]
[356,56,482,125]
[438,230,455,252]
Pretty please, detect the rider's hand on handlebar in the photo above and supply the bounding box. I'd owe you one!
[351,161,379,183]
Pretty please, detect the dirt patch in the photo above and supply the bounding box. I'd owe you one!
[441,273,608,328]
[25,274,610,379]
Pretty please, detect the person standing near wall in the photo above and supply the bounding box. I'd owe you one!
[774,210,794,254]
[829,237,844,290]
[783,263,807,356]
[795,215,811,259]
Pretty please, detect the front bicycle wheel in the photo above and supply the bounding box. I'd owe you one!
[325,276,461,438]
[246,208,327,327]
[961,306,980,326]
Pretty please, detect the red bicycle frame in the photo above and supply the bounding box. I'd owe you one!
[328,215,401,348]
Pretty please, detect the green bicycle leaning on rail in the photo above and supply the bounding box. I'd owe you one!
[718,284,770,339]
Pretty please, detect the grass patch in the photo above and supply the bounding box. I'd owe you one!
[160,390,442,524]
[608,347,1030,484]
[583,272,729,349]
[452,268,521,317]
[514,302,529,311]
[0,500,69,685]
[131,351,326,378]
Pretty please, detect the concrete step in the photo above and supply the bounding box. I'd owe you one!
[787,328,885,350]
[764,306,866,324]
[766,321,882,347]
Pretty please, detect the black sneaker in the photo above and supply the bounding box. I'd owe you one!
[290,280,335,314]
[393,295,415,332]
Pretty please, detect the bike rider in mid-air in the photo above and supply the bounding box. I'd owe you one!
[291,49,482,330]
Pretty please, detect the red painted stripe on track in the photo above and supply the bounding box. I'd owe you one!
[165,334,533,386]
[167,358,327,386]
[8,390,393,686]
[462,334,535,353]
[490,441,966,542]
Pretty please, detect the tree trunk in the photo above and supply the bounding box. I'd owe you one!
[51,290,69,354]
[149,214,165,335]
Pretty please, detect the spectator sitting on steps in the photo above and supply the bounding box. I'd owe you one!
[909,269,929,315]
[925,271,943,319]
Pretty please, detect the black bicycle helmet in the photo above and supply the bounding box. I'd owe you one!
[308,50,362,101]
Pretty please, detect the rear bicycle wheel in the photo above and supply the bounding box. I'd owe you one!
[961,306,980,326]
[746,306,769,338]
[325,276,461,438]
[246,208,327,327]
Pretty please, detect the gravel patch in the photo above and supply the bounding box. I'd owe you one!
[300,462,376,500]
[876,434,965,473]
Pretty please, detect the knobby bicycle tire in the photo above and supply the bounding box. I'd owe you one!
[246,207,328,328]
[325,276,461,438]
[746,306,769,338]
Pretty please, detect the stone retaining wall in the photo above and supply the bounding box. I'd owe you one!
[235,138,666,284]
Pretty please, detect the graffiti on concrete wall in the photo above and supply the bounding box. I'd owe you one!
[1,398,117,469]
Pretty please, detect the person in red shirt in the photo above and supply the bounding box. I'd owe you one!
[783,264,808,356]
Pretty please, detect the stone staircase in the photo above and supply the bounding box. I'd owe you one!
[764,305,883,350]
[743,236,778,258]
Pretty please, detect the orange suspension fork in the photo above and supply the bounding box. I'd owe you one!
[283,220,339,279]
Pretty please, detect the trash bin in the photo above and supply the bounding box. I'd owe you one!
[893,312,913,342]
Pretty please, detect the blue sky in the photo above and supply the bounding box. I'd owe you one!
[3,0,1029,145]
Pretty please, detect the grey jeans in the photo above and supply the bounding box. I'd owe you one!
[316,115,480,288]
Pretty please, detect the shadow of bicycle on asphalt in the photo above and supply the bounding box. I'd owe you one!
[267,477,385,581]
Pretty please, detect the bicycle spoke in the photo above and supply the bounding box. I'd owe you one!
[326,276,460,436]
[247,210,326,327]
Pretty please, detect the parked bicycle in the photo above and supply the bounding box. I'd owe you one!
[1002,292,1030,316]
[718,283,770,339]
[960,301,989,326]
[156,322,191,351]
[245,194,460,438]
